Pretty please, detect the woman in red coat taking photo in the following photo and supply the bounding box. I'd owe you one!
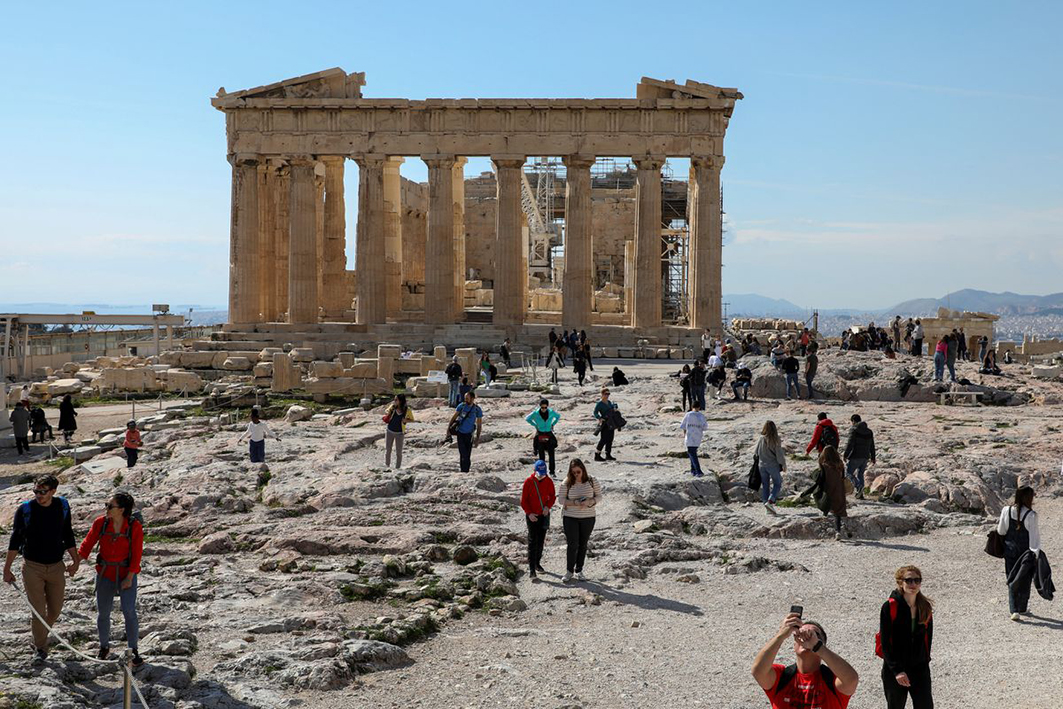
[78,491,145,666]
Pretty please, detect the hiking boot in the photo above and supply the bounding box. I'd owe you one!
[131,650,144,668]
[97,646,110,661]
[33,648,47,665]
[594,452,605,462]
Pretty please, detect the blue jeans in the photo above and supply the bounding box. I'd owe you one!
[805,373,815,399]
[933,352,945,380]
[846,457,868,493]
[96,574,138,650]
[946,358,956,381]
[785,373,800,399]
[692,385,706,409]
[759,464,782,503]
[249,439,265,463]
[732,382,750,399]
[687,446,703,476]
[448,380,460,407]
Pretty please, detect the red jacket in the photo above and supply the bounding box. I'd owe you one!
[520,475,556,516]
[806,419,839,454]
[124,429,142,449]
[78,515,144,582]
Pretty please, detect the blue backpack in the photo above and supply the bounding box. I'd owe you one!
[18,497,71,555]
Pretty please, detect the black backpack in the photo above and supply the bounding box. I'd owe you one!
[777,663,838,698]
[819,425,839,450]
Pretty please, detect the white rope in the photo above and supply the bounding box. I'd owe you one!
[9,576,151,708]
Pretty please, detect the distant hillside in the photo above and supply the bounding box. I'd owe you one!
[886,290,1063,316]
[724,294,806,318]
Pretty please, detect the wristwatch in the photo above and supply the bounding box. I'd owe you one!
[812,639,824,653]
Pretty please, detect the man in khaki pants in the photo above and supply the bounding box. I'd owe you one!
[4,474,79,664]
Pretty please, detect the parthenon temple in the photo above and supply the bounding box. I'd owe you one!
[212,69,741,344]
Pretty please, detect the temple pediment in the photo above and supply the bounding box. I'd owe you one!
[213,68,365,106]
[638,77,743,108]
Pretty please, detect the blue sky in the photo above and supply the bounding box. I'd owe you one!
[2,1,1060,311]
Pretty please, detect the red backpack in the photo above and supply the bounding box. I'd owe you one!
[874,597,897,658]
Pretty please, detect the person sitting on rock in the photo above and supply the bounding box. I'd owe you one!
[752,612,859,708]
[238,407,279,464]
[733,365,753,400]
[806,412,839,455]
[78,491,144,667]
[29,405,54,444]
[611,366,629,386]
[708,365,727,400]
[980,349,1002,375]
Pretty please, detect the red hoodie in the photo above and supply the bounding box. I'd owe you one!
[806,419,839,454]
[78,515,144,582]
[520,474,556,516]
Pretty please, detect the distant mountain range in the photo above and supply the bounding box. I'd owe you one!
[726,290,1063,318]
[0,303,227,326]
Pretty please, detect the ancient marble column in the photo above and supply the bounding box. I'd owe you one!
[257,163,276,321]
[354,154,387,325]
[320,156,348,320]
[452,158,467,321]
[562,155,595,329]
[402,207,426,286]
[383,157,404,319]
[689,156,724,334]
[492,157,526,327]
[632,156,664,329]
[227,154,261,324]
[315,164,326,309]
[287,158,319,324]
[423,155,457,324]
[273,163,290,321]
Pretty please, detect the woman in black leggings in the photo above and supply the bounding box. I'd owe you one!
[880,564,934,709]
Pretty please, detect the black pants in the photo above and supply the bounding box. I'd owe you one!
[31,426,54,443]
[533,435,556,474]
[526,514,549,570]
[805,373,815,399]
[681,388,690,411]
[576,368,586,386]
[1004,554,1033,613]
[596,426,614,456]
[125,446,138,468]
[563,516,595,573]
[883,664,933,709]
[15,436,30,454]
[456,432,473,472]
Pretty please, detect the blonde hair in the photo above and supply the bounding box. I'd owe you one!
[894,565,933,625]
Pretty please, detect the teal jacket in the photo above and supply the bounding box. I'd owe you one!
[526,408,560,432]
[593,400,617,420]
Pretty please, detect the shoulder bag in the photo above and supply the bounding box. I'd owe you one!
[747,453,761,491]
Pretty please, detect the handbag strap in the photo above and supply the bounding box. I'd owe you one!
[532,478,547,515]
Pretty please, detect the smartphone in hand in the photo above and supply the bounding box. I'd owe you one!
[790,605,803,618]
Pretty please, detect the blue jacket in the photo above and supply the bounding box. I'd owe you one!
[526,408,560,433]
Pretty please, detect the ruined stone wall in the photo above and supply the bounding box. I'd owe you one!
[590,188,636,287]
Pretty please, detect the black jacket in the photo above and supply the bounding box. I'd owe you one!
[1007,549,1055,601]
[880,590,933,674]
[735,367,752,384]
[843,422,876,462]
[781,356,800,374]
[688,366,707,387]
[445,363,462,381]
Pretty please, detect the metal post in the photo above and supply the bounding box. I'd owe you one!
[122,649,132,709]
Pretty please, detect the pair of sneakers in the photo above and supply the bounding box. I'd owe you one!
[562,571,586,582]
[98,647,145,667]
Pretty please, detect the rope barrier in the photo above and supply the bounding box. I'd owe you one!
[8,575,151,708]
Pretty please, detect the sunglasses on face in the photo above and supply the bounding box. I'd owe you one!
[33,488,52,496]
[903,578,922,585]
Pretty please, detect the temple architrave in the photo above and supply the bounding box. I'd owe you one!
[212,69,741,346]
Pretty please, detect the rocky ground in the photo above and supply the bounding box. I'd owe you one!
[1,351,1061,708]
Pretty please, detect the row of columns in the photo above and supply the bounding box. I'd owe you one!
[228,152,724,331]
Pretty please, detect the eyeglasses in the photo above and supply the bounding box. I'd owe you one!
[903,577,922,585]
